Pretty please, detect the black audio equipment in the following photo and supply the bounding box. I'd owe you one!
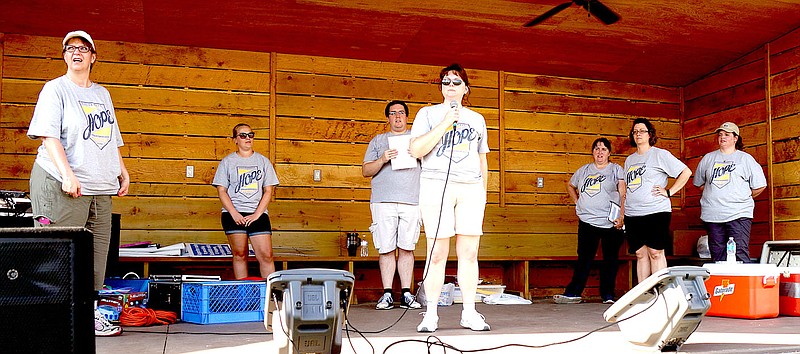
[0,227,95,354]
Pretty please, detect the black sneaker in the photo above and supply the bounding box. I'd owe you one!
[376,293,394,310]
[400,292,421,309]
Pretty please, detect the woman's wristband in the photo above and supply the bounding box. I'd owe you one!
[666,189,671,197]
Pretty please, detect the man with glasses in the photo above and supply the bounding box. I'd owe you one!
[362,100,422,310]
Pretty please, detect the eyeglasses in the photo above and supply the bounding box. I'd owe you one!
[237,132,255,139]
[64,45,91,53]
[632,130,649,135]
[441,78,463,86]
[388,111,406,116]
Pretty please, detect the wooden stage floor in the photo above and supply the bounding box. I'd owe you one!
[98,300,800,354]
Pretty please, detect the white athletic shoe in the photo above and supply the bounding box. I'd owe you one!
[460,310,490,331]
[417,313,439,332]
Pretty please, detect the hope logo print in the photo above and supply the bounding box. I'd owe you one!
[711,161,736,189]
[234,166,262,198]
[80,101,114,150]
[581,174,605,197]
[626,163,646,193]
[436,124,479,163]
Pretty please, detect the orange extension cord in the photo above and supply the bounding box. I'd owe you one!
[120,307,179,326]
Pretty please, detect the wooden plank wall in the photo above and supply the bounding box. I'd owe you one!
[6,31,798,278]
[500,74,681,260]
[682,48,771,257]
[0,33,682,264]
[0,34,276,245]
[770,28,800,240]
[682,26,800,253]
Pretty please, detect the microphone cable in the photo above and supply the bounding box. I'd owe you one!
[380,287,664,353]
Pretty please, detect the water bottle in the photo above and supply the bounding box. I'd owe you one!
[726,237,736,263]
[360,240,369,257]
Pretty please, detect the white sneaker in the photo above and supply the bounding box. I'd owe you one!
[553,294,582,304]
[94,309,122,337]
[375,293,394,310]
[417,313,439,332]
[460,310,490,331]
[400,292,422,309]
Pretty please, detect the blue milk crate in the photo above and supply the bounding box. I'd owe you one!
[181,281,267,324]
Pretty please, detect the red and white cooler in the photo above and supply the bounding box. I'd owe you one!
[779,268,800,316]
[703,263,780,319]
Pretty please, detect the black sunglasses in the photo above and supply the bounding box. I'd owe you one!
[441,78,463,86]
[236,132,255,139]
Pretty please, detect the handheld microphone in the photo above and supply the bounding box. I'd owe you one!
[450,101,458,128]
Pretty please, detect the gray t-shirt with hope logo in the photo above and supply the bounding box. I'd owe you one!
[27,76,123,195]
[569,162,624,228]
[624,147,687,216]
[693,150,767,223]
[409,103,489,184]
[212,152,279,214]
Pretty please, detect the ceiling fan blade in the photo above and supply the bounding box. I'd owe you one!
[523,1,574,27]
[583,0,620,25]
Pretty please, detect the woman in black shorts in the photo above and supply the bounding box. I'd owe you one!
[623,118,691,282]
[212,123,280,279]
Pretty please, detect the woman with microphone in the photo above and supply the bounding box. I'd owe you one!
[410,63,490,332]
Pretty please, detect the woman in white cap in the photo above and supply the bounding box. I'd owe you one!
[27,30,128,337]
[693,122,767,263]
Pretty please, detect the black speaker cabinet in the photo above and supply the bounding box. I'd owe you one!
[0,227,95,354]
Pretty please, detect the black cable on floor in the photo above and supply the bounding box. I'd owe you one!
[381,287,662,353]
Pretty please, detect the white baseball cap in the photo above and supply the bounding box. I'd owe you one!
[716,122,740,136]
[62,30,95,50]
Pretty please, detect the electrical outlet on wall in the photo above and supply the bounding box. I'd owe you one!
[186,165,194,178]
[313,169,322,182]
[537,177,544,188]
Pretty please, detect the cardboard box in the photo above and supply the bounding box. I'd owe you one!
[98,291,148,321]
[779,268,800,316]
[703,263,780,319]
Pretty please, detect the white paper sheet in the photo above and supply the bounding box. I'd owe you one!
[608,201,621,222]
[387,135,418,170]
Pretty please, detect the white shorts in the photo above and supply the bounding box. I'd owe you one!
[369,202,421,254]
[419,178,486,239]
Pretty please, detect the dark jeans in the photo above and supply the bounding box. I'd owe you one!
[564,221,624,299]
[705,217,752,263]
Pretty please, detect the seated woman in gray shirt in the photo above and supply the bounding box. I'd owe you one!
[693,122,767,263]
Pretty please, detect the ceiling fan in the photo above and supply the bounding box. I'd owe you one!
[524,0,620,27]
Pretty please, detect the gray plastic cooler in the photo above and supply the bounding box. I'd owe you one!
[266,268,355,354]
